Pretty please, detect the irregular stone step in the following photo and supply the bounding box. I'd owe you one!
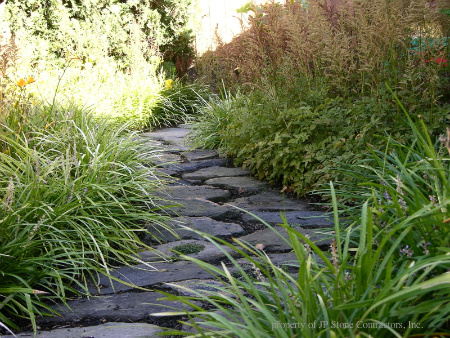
[147,216,245,242]
[205,176,269,195]
[138,239,239,263]
[181,150,219,162]
[236,226,332,252]
[155,186,231,203]
[182,166,250,181]
[241,211,334,228]
[86,260,236,295]
[158,198,239,220]
[230,192,309,212]
[162,279,227,298]
[141,127,192,146]
[3,323,163,338]
[151,152,184,167]
[37,292,187,329]
[165,158,231,175]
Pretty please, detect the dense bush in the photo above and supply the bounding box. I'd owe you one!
[190,81,448,195]
[5,0,198,73]
[2,0,207,131]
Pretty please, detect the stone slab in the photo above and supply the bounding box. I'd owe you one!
[205,176,269,194]
[164,158,231,175]
[182,166,251,181]
[37,292,187,328]
[151,152,183,167]
[162,279,227,298]
[141,127,191,146]
[237,226,332,252]
[147,217,245,242]
[241,211,334,228]
[139,240,239,263]
[155,186,231,203]
[159,198,239,220]
[3,323,163,338]
[86,261,232,295]
[181,150,219,162]
[230,192,310,212]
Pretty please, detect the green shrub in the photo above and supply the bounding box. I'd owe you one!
[191,81,448,195]
[0,96,171,331]
[5,0,199,73]
[319,101,450,258]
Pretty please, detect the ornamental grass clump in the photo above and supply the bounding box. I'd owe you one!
[321,97,450,259]
[0,70,172,332]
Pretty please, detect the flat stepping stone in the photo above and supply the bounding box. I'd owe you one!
[162,279,226,298]
[5,323,163,338]
[151,152,183,167]
[182,166,250,181]
[241,211,334,228]
[138,239,239,263]
[86,260,236,295]
[155,185,231,203]
[37,292,187,328]
[159,198,239,220]
[237,226,332,252]
[205,176,269,194]
[230,192,309,212]
[147,216,245,242]
[141,127,191,146]
[166,158,231,175]
[182,150,218,162]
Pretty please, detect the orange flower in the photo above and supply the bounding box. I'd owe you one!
[26,76,35,84]
[16,78,27,87]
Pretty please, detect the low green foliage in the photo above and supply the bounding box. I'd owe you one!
[320,101,450,258]
[192,80,448,195]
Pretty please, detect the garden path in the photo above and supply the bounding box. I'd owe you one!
[3,125,333,338]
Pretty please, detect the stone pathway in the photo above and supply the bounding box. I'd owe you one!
[2,126,333,338]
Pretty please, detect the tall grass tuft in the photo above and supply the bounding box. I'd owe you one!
[0,75,172,332]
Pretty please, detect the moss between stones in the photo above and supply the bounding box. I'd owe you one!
[171,243,205,260]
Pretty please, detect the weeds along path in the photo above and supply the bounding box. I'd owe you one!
[3,126,334,338]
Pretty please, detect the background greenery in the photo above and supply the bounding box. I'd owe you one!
[191,0,450,196]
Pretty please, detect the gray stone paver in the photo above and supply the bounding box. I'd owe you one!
[182,150,219,162]
[3,323,163,338]
[241,210,334,228]
[155,185,231,202]
[138,239,239,263]
[36,292,189,327]
[158,198,239,220]
[182,166,251,181]
[147,216,245,242]
[205,176,269,194]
